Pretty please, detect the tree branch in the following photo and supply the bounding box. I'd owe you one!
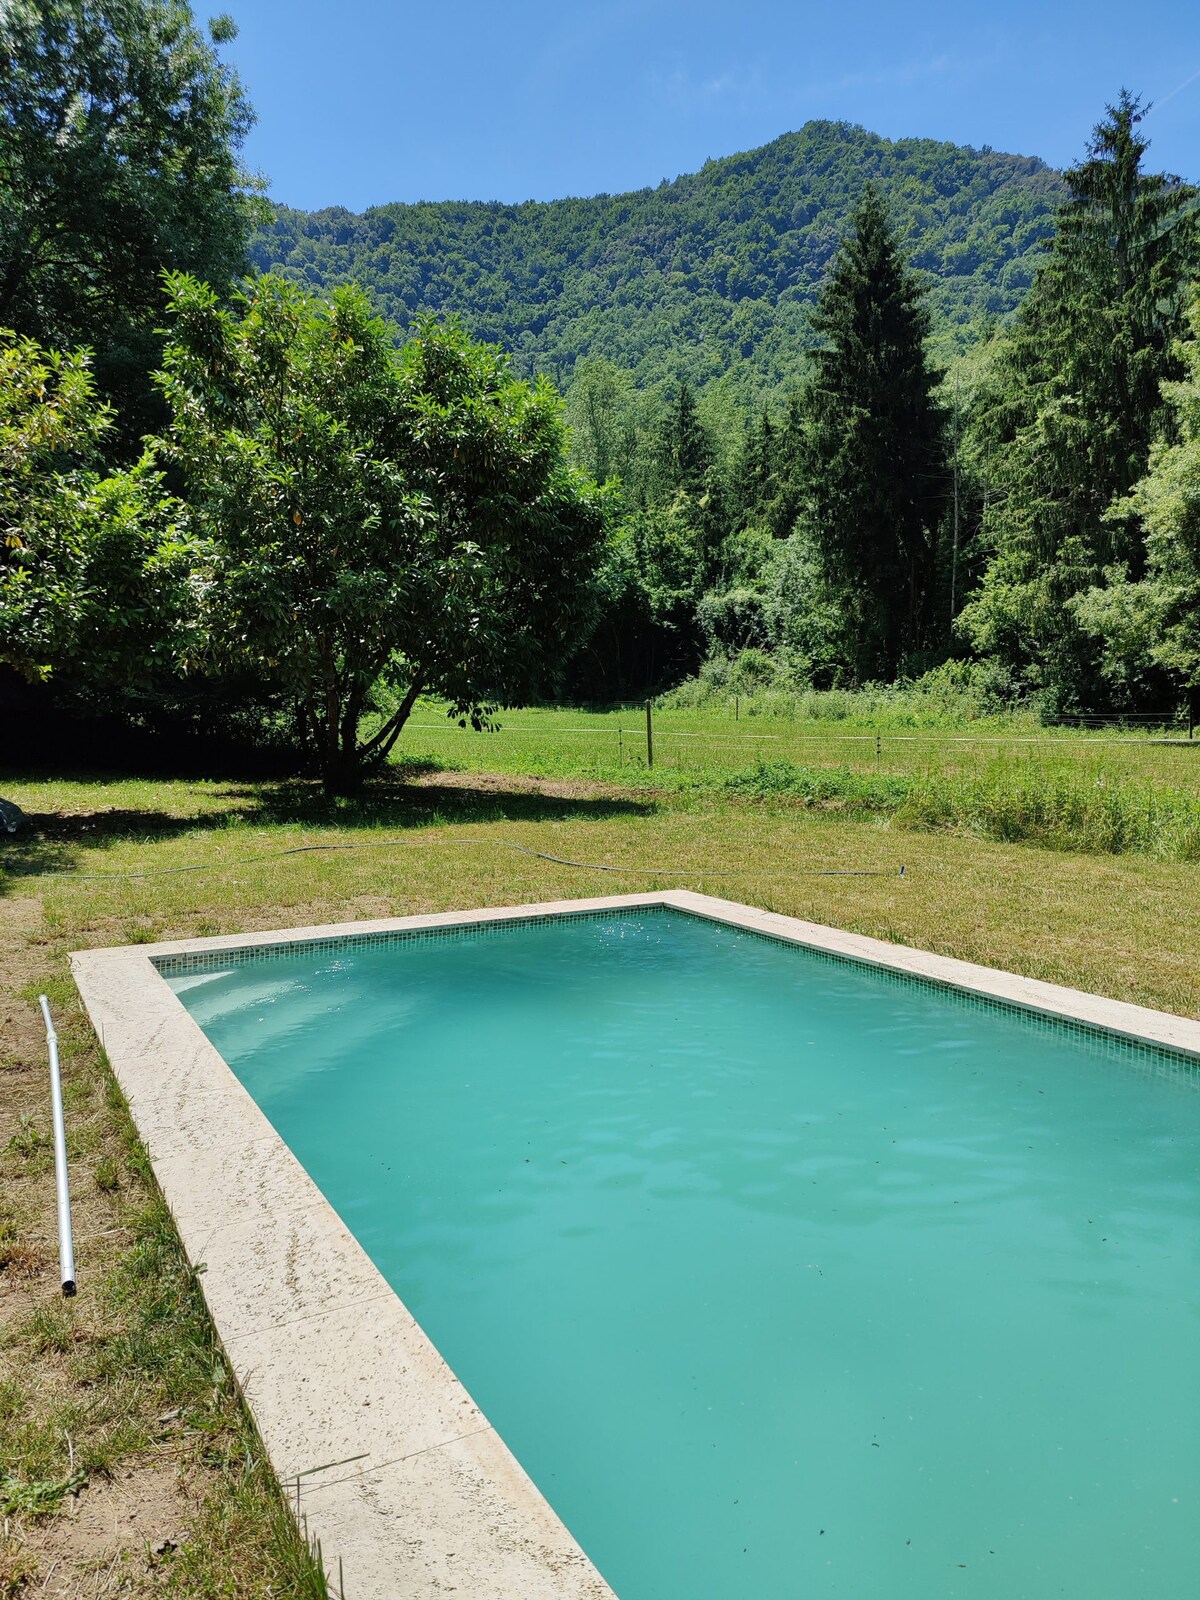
[358,672,426,761]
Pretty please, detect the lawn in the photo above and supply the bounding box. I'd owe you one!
[2,712,1199,1594]
[391,695,1200,788]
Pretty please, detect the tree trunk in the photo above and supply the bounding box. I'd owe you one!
[358,674,426,763]
[321,745,365,798]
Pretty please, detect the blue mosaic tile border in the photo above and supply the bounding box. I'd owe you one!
[668,904,1200,1083]
[150,905,652,976]
[152,900,1200,1083]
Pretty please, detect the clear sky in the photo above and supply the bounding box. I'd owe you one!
[220,1,1200,211]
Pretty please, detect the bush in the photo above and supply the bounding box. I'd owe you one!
[724,759,910,808]
[905,658,1023,718]
[696,588,770,654]
[664,648,778,705]
[663,654,1034,727]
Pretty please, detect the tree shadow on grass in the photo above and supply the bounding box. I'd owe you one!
[1,799,244,891]
[0,771,654,895]
[221,776,652,830]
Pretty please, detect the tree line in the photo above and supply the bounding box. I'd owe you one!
[563,93,1200,718]
[3,4,1199,798]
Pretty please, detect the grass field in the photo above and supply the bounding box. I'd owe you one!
[3,702,1199,1594]
[393,696,1200,785]
[392,700,1200,858]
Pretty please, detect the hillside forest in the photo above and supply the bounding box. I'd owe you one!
[3,1,1200,793]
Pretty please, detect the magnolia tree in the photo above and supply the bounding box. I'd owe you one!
[157,274,607,793]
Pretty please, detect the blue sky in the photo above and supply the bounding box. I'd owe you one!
[220,1,1200,211]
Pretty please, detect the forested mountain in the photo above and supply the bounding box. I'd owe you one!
[251,120,1065,399]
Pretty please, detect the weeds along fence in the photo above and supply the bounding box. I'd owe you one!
[399,705,1200,861]
[904,769,1200,859]
[720,758,1200,861]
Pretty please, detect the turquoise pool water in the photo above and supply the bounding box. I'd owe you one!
[167,909,1200,1599]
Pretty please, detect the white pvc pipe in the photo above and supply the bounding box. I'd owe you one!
[38,995,76,1296]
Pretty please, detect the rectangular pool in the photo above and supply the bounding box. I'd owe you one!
[164,905,1199,1599]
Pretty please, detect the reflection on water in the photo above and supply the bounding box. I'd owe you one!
[173,912,1200,1600]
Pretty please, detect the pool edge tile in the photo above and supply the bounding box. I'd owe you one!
[230,1295,489,1484]
[293,1429,617,1600]
[657,889,1200,1059]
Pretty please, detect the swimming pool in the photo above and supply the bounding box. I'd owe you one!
[150,901,1200,1600]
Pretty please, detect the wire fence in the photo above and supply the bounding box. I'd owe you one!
[403,704,1200,782]
[410,725,1194,745]
[408,707,1195,743]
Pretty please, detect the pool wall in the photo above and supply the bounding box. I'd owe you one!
[70,891,1200,1597]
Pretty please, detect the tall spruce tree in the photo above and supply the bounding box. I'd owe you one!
[733,408,777,525]
[959,92,1200,711]
[802,186,947,679]
[660,381,712,494]
[770,391,808,541]
[654,379,728,585]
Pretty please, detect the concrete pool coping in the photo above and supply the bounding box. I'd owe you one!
[70,891,1200,1597]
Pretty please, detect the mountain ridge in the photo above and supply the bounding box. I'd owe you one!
[250,119,1067,400]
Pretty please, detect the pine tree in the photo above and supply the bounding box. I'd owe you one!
[802,186,948,679]
[733,408,777,525]
[960,92,1200,711]
[660,382,712,494]
[652,380,729,586]
[770,392,808,541]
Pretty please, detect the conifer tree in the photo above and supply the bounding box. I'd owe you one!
[802,186,947,679]
[770,392,808,541]
[660,382,712,494]
[960,92,1200,710]
[733,408,777,524]
[652,379,729,586]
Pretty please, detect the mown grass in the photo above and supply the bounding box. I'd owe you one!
[2,725,1199,1590]
[7,756,1200,1011]
[377,700,1200,865]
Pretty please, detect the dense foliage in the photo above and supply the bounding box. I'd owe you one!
[959,93,1200,712]
[253,121,1065,402]
[0,329,183,692]
[1072,288,1200,710]
[156,275,606,792]
[556,98,1200,712]
[549,194,953,699]
[0,0,260,448]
